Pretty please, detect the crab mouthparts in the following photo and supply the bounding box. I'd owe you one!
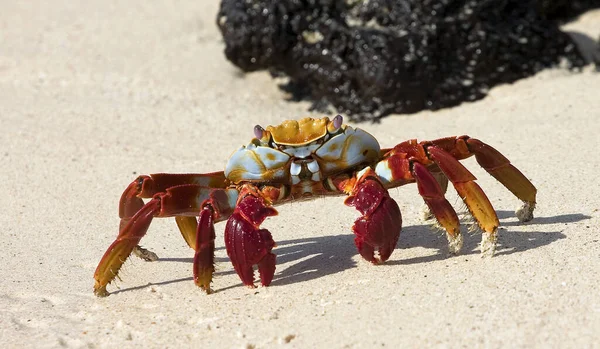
[290,158,321,186]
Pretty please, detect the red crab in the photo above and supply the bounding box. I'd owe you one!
[94,116,536,296]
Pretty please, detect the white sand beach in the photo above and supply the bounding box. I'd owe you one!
[1,1,599,348]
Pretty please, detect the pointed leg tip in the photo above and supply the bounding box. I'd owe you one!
[94,285,110,297]
[194,276,213,294]
[133,246,159,261]
[516,201,535,222]
[200,285,213,294]
[362,255,379,265]
[373,258,385,265]
[480,229,497,257]
[447,231,463,254]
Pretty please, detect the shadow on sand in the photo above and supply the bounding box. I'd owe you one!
[112,211,588,295]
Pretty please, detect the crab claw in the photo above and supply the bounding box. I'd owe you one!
[345,173,402,264]
[225,192,278,287]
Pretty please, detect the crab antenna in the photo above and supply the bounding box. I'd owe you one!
[254,125,265,140]
[328,114,343,133]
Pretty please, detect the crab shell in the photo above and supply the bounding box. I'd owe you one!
[224,117,381,184]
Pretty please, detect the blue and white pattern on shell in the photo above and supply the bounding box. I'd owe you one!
[224,125,381,184]
[225,143,290,182]
[315,126,380,174]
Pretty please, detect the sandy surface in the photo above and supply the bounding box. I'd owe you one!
[1,1,599,348]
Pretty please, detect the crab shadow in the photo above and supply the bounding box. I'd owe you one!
[386,211,586,266]
[113,211,587,294]
[274,211,586,281]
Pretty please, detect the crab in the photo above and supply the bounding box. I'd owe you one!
[94,115,536,296]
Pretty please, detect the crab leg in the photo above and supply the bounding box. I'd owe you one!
[421,169,450,220]
[118,172,227,258]
[426,147,499,255]
[193,206,216,293]
[377,145,500,255]
[373,155,462,253]
[94,198,160,296]
[412,163,462,252]
[94,184,238,297]
[461,138,536,221]
[392,137,537,221]
[377,137,536,255]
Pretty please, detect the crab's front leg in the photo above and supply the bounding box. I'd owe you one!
[341,168,403,264]
[94,183,237,297]
[118,172,228,260]
[225,184,278,287]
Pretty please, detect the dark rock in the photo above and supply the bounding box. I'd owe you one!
[537,0,600,21]
[217,0,599,121]
[596,36,600,71]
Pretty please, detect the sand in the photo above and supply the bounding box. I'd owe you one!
[1,1,599,348]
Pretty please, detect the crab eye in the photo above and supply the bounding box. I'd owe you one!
[327,114,343,133]
[254,125,265,140]
[254,125,274,146]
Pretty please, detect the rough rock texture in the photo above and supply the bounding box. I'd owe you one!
[217,0,599,121]
[538,0,600,20]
